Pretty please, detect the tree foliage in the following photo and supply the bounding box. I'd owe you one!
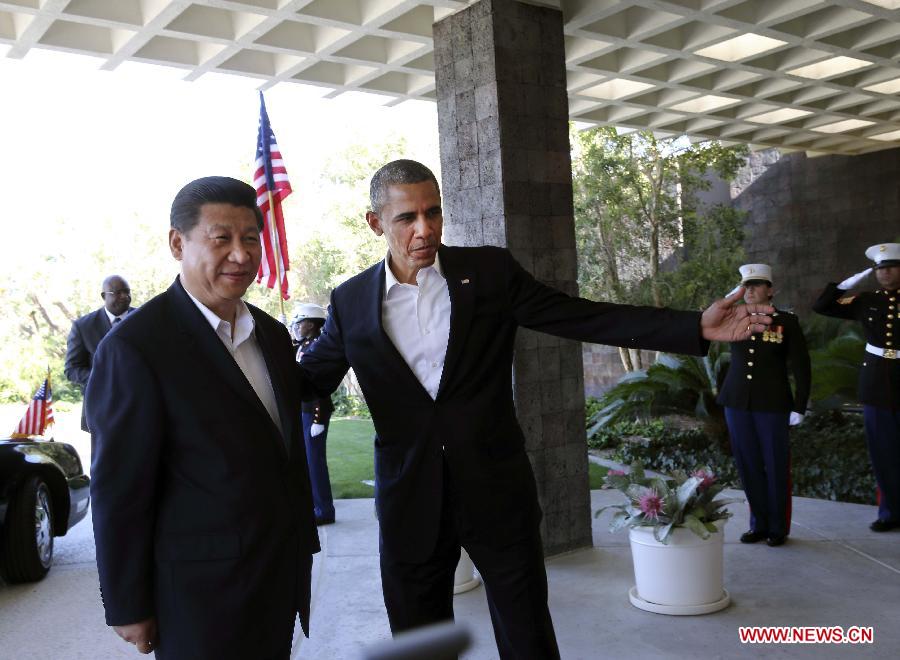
[572,126,749,339]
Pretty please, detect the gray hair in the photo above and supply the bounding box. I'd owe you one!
[369,159,440,215]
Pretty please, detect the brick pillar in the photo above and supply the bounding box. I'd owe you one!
[433,0,591,555]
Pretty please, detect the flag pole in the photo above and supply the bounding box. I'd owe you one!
[266,189,287,323]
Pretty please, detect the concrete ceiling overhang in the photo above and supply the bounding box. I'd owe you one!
[2,0,900,156]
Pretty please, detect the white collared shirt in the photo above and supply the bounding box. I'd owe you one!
[105,308,129,326]
[382,253,451,400]
[182,281,284,436]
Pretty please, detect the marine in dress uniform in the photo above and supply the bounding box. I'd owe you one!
[813,243,900,532]
[293,303,337,525]
[718,264,811,547]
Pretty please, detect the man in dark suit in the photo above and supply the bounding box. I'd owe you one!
[298,160,774,659]
[86,176,320,659]
[64,274,134,431]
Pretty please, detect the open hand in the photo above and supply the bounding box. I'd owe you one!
[700,287,774,342]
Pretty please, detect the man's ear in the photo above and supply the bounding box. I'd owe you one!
[365,211,384,237]
[169,228,184,261]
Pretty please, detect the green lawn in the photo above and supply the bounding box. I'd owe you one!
[327,419,377,499]
[326,418,610,498]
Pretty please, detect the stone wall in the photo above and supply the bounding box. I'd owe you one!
[731,147,900,314]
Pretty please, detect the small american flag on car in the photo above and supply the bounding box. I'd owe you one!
[12,372,54,438]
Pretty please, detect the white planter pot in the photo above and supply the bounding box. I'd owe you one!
[453,548,481,595]
[627,520,730,615]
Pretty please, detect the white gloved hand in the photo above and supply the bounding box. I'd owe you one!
[838,268,872,290]
[310,423,325,437]
[726,284,743,298]
[789,412,805,427]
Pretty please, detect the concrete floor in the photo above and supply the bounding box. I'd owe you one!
[1,487,898,660]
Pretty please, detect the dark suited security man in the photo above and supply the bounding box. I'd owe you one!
[64,274,134,431]
[86,177,320,659]
[813,242,900,533]
[718,264,810,547]
[297,159,774,659]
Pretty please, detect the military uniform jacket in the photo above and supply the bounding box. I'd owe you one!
[813,283,900,410]
[296,336,334,421]
[718,308,811,414]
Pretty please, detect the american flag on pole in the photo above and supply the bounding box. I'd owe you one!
[11,373,54,438]
[254,91,292,300]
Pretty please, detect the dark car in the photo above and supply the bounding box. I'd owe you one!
[0,436,90,583]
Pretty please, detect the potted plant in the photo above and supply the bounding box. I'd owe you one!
[596,462,741,615]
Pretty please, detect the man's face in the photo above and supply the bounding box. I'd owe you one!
[875,265,900,290]
[169,203,261,317]
[743,282,773,305]
[365,181,442,281]
[101,277,131,316]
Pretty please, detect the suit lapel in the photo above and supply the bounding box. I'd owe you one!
[437,246,475,398]
[370,261,435,401]
[250,309,295,450]
[166,278,288,455]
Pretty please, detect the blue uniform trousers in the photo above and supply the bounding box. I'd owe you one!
[863,406,900,523]
[725,408,791,537]
[302,411,335,521]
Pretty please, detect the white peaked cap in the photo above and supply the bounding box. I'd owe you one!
[739,263,773,284]
[291,303,327,323]
[865,243,900,268]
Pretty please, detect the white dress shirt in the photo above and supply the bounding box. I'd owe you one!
[182,283,284,436]
[105,308,130,326]
[382,253,451,400]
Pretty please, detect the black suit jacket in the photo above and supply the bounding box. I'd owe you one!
[717,309,811,414]
[813,283,900,409]
[300,246,707,562]
[65,306,133,431]
[86,278,320,660]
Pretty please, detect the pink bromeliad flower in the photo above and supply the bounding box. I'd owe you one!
[638,489,663,520]
[608,469,626,476]
[692,469,716,490]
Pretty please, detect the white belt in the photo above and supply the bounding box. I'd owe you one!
[866,343,898,359]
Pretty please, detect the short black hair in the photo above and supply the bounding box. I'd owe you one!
[369,159,440,215]
[170,176,264,234]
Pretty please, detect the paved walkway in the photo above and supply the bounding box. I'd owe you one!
[2,488,899,659]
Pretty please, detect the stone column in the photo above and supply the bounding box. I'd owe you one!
[433,0,591,555]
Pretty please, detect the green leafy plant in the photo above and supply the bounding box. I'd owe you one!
[596,462,739,544]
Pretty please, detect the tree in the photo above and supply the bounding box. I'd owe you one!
[572,126,748,370]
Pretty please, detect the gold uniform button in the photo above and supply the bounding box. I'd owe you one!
[869,317,874,321]
[888,333,893,337]
[887,341,894,347]
[747,374,753,380]
[749,349,755,354]
[891,297,897,302]
[747,361,754,367]
[889,315,895,319]
[751,336,756,341]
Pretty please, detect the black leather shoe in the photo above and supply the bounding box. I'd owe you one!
[315,516,335,526]
[870,519,900,532]
[766,535,786,547]
[740,530,767,544]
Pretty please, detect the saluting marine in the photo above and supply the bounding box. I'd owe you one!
[718,264,811,547]
[813,243,900,532]
[292,303,337,526]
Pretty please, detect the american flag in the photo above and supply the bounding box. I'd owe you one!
[11,374,54,438]
[254,91,292,300]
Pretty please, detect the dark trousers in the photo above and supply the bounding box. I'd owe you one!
[725,408,792,537]
[379,469,560,660]
[301,411,335,521]
[863,406,900,523]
